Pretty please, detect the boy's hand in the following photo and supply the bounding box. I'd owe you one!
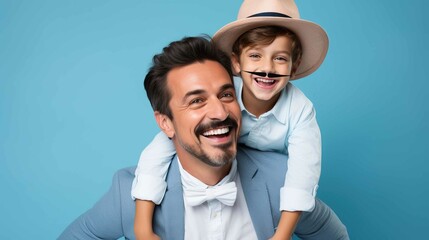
[269,233,292,240]
[269,211,301,240]
[136,232,160,240]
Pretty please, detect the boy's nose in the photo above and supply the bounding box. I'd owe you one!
[260,58,275,74]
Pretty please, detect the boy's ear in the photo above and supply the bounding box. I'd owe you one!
[155,111,175,138]
[231,53,242,74]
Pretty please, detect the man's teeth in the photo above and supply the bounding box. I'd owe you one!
[203,127,229,136]
[255,78,275,83]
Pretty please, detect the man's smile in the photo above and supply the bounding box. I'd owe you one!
[202,126,231,137]
[195,117,238,143]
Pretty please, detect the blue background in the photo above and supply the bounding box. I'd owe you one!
[1,0,428,239]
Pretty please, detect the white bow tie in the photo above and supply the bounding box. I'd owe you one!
[184,181,237,207]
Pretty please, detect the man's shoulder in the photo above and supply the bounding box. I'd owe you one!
[115,166,136,178]
[112,166,136,182]
[237,145,288,158]
[109,166,136,192]
[237,146,288,173]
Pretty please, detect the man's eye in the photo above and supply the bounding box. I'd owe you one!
[190,98,204,104]
[221,92,235,100]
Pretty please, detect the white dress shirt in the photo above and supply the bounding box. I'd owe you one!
[178,159,257,240]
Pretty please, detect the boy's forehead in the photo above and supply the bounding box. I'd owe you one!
[244,36,293,51]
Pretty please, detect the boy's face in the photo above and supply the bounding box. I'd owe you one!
[232,36,293,113]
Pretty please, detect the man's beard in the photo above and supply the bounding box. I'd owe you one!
[180,140,236,167]
[180,117,238,167]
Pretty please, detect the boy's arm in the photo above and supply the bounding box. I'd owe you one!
[270,211,301,240]
[274,97,320,238]
[281,101,321,212]
[132,131,176,239]
[134,200,160,240]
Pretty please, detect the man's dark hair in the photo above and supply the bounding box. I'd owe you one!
[144,36,233,119]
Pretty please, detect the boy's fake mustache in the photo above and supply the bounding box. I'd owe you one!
[242,70,290,78]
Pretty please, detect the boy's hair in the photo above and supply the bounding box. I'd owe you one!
[144,36,233,119]
[232,26,303,75]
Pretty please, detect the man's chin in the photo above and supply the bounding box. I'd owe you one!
[206,148,236,167]
[179,139,237,167]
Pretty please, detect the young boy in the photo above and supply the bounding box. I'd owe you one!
[133,0,347,239]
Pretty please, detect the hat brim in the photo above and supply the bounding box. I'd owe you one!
[213,17,329,80]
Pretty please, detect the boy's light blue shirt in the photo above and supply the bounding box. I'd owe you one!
[234,77,321,212]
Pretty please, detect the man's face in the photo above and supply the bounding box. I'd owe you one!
[162,60,241,168]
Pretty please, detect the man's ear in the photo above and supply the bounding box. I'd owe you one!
[231,53,241,75]
[154,111,175,138]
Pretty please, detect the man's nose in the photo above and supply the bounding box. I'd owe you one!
[207,98,229,120]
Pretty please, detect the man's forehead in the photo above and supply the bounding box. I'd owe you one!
[166,60,233,95]
[183,83,234,97]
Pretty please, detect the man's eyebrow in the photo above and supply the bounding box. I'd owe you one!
[219,83,235,92]
[184,89,206,99]
[182,83,234,101]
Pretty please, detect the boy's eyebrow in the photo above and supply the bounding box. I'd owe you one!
[273,50,291,55]
[244,47,291,56]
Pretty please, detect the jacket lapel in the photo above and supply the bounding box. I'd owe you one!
[155,156,185,240]
[237,148,275,240]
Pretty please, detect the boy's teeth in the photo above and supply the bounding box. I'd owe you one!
[203,127,229,136]
[255,78,275,83]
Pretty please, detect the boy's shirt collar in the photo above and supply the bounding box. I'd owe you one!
[234,76,288,125]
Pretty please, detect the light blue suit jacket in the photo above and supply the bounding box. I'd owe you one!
[59,146,349,239]
[59,146,288,240]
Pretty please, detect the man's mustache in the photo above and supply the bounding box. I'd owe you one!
[243,70,290,78]
[195,117,238,136]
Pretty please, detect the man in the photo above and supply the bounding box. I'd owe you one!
[59,36,347,239]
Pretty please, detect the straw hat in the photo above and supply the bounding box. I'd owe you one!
[212,0,329,80]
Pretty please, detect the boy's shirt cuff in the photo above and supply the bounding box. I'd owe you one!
[131,174,167,204]
[279,185,318,212]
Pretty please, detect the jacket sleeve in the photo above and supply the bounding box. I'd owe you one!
[58,168,135,240]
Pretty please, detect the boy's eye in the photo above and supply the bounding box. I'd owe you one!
[249,53,261,59]
[274,56,289,62]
